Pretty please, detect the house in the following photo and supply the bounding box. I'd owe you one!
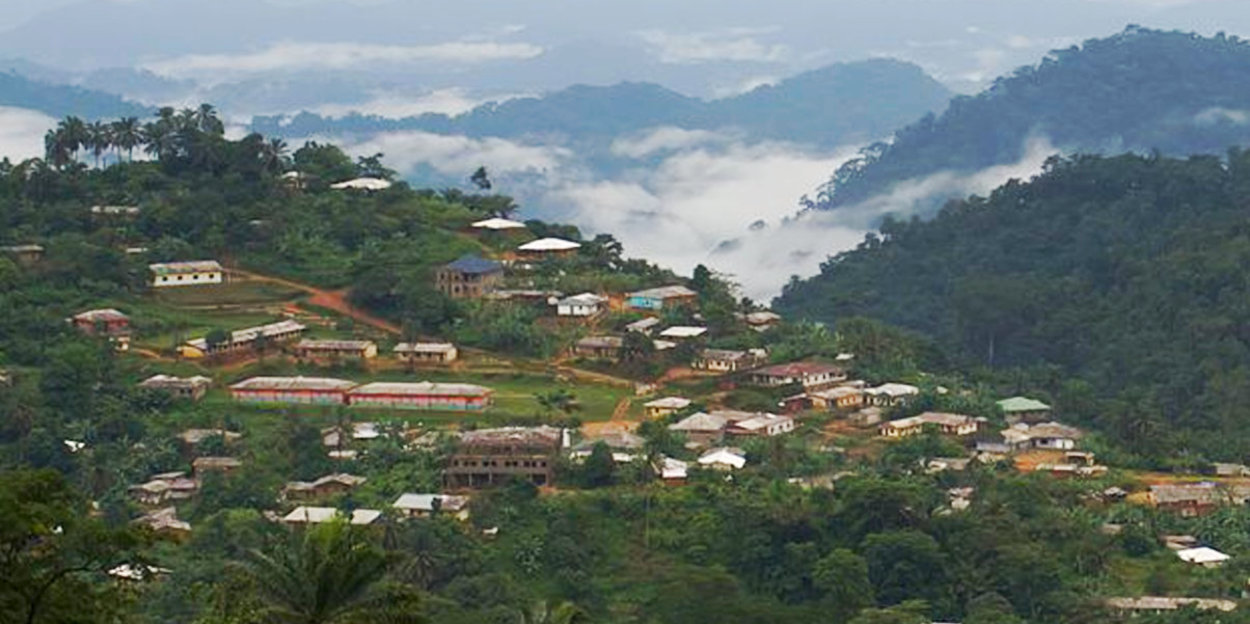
[740,311,782,332]
[1,243,44,265]
[192,456,242,476]
[864,383,920,406]
[692,348,767,373]
[346,382,493,411]
[179,320,306,358]
[750,362,846,391]
[574,336,623,360]
[655,457,689,484]
[626,285,697,311]
[394,342,459,364]
[879,412,979,438]
[555,293,607,317]
[568,431,646,464]
[625,317,661,335]
[177,428,242,448]
[294,339,378,362]
[698,447,747,471]
[282,506,383,526]
[393,494,471,520]
[445,426,563,488]
[133,507,191,540]
[283,473,367,501]
[436,254,504,299]
[658,326,708,340]
[997,396,1053,424]
[808,385,866,411]
[645,397,692,419]
[727,413,796,437]
[330,177,392,191]
[470,217,527,232]
[148,260,223,288]
[229,376,356,405]
[1104,597,1237,614]
[129,472,199,506]
[1176,546,1230,568]
[517,237,582,259]
[1149,483,1222,517]
[138,375,212,401]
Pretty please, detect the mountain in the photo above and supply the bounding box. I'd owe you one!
[814,26,1250,219]
[776,150,1250,460]
[251,59,953,149]
[0,70,151,120]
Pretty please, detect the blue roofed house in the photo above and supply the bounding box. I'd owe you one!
[436,254,504,299]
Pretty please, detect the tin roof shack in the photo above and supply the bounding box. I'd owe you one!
[230,376,356,405]
[282,473,367,501]
[574,336,624,361]
[393,494,471,520]
[180,320,306,359]
[294,339,378,363]
[148,260,223,288]
[394,342,459,364]
[692,348,768,374]
[997,396,1053,424]
[436,254,504,299]
[346,382,492,412]
[138,374,212,402]
[446,426,563,488]
[750,362,847,391]
[1149,483,1223,517]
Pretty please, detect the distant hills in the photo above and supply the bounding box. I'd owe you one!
[815,26,1250,218]
[251,59,953,150]
[0,69,151,120]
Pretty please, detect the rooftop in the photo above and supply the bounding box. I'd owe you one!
[444,253,503,275]
[518,237,582,252]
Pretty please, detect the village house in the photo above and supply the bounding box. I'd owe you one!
[728,413,796,437]
[346,381,493,411]
[138,374,212,401]
[148,260,224,288]
[394,342,459,364]
[750,362,847,391]
[625,317,661,335]
[129,471,199,506]
[645,396,692,419]
[864,383,920,407]
[133,507,191,540]
[1149,483,1223,517]
[658,326,708,341]
[997,396,1053,424]
[192,456,242,477]
[436,254,504,299]
[282,506,383,526]
[517,237,582,260]
[293,339,378,362]
[470,217,527,232]
[626,285,698,311]
[177,428,242,448]
[445,426,564,488]
[692,348,768,373]
[2,243,44,265]
[282,473,367,501]
[574,335,624,360]
[568,431,646,464]
[555,293,608,318]
[179,319,306,358]
[393,493,471,520]
[698,447,748,471]
[739,311,782,332]
[879,412,979,438]
[229,376,357,405]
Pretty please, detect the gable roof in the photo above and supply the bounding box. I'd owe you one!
[444,254,503,275]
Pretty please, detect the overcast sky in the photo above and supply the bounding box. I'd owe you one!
[2,0,1248,96]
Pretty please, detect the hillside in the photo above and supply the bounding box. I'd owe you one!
[0,70,150,120]
[778,150,1250,460]
[815,26,1250,218]
[251,59,952,149]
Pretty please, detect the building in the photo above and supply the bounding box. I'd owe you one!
[192,456,242,476]
[394,342,459,364]
[393,494,471,520]
[436,254,504,299]
[294,339,378,362]
[330,177,392,191]
[517,237,582,259]
[1149,483,1223,517]
[879,412,979,438]
[727,413,796,437]
[148,260,224,288]
[445,426,563,488]
[129,472,199,506]
[283,473,367,501]
[574,336,623,360]
[658,326,708,340]
[555,293,607,317]
[346,382,493,411]
[69,308,131,351]
[698,447,747,471]
[750,362,847,390]
[864,383,921,407]
[997,396,1053,424]
[692,348,768,373]
[625,317,661,335]
[626,285,697,311]
[1,243,44,265]
[740,311,782,332]
[282,506,383,526]
[1176,546,1230,568]
[179,320,306,358]
[229,376,357,405]
[645,397,692,419]
[568,431,646,464]
[138,374,212,401]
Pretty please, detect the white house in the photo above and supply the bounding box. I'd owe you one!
[555,293,607,317]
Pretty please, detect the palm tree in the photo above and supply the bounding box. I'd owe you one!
[519,601,588,624]
[111,117,142,162]
[241,522,422,624]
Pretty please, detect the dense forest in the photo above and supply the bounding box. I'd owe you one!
[816,27,1250,220]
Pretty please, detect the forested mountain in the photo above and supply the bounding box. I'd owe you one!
[0,70,150,119]
[251,59,952,149]
[816,26,1250,217]
[778,150,1250,461]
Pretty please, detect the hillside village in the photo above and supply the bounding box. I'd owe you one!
[6,109,1250,624]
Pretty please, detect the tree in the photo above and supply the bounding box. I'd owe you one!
[470,166,492,191]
